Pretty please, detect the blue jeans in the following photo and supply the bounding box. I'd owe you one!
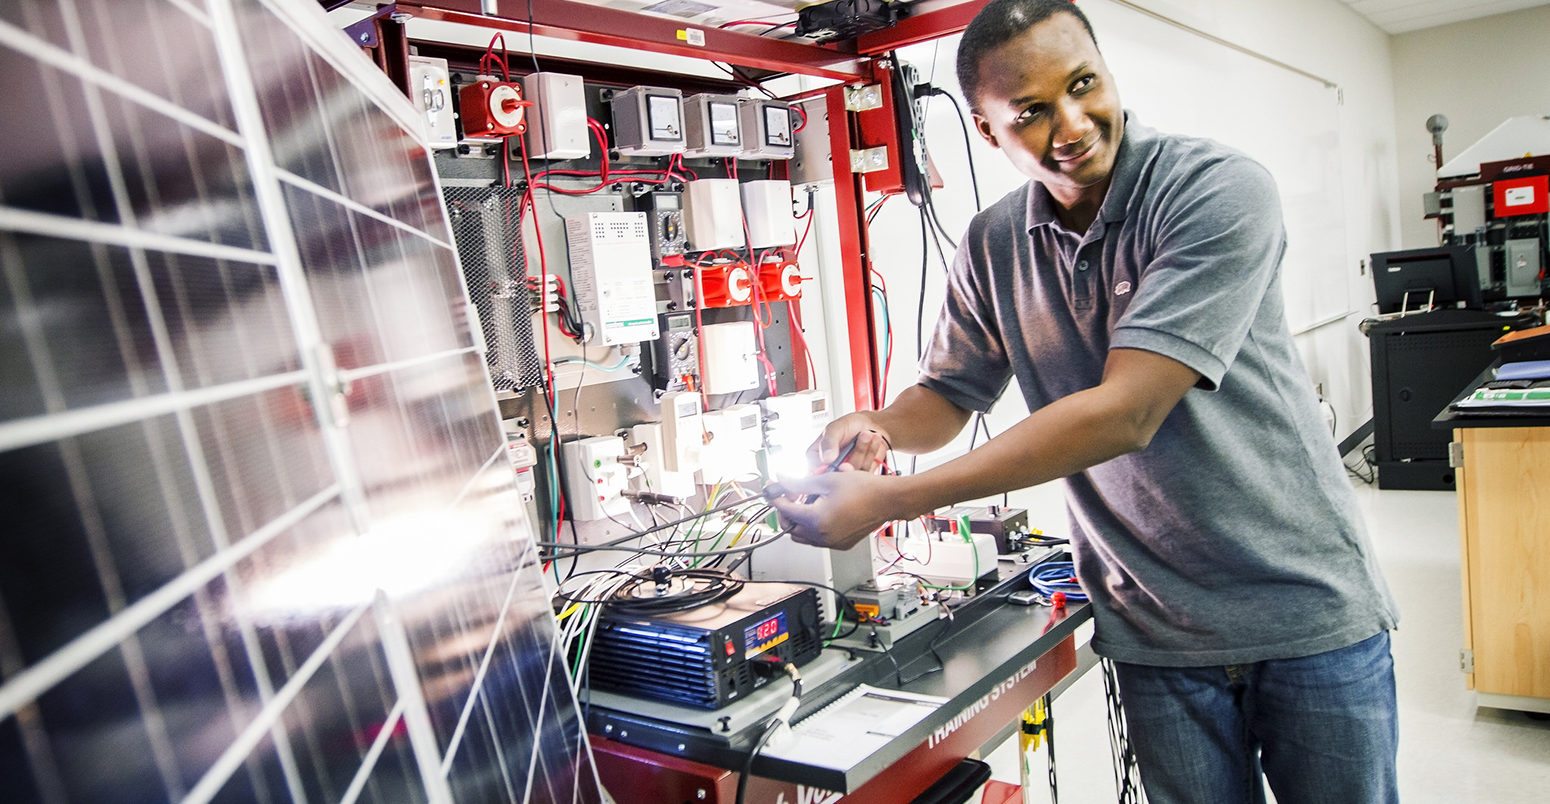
[1113,631,1398,804]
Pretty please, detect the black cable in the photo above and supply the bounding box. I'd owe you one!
[918,85,982,212]
[1043,692,1059,803]
[735,706,782,803]
[870,601,953,686]
[606,567,746,614]
[916,209,929,360]
[536,492,767,551]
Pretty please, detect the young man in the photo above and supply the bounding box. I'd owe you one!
[769,0,1400,801]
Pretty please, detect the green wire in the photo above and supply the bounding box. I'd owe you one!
[554,356,632,372]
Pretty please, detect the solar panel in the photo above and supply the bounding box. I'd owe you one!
[0,0,601,801]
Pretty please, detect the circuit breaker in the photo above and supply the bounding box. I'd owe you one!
[565,212,661,345]
[459,76,531,138]
[683,93,743,158]
[696,261,754,308]
[609,86,685,156]
[408,56,457,149]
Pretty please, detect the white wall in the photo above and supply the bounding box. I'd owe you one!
[1390,4,1550,250]
[841,0,1401,532]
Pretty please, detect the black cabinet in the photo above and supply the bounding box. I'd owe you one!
[1365,310,1530,490]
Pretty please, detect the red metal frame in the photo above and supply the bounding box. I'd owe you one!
[857,0,990,55]
[826,85,882,410]
[393,0,871,82]
[351,0,991,412]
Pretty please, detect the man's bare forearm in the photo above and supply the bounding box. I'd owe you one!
[860,384,974,454]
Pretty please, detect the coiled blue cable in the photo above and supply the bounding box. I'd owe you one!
[1028,561,1087,602]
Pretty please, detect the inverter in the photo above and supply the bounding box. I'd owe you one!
[584,583,822,709]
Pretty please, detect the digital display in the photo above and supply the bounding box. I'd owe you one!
[743,611,788,656]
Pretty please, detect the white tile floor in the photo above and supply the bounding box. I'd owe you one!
[983,481,1550,803]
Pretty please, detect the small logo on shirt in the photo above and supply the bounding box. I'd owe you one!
[1115,280,1132,296]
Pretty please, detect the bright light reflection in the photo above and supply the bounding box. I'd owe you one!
[768,442,816,484]
[242,507,499,620]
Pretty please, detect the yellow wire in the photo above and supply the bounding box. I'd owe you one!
[557,602,581,621]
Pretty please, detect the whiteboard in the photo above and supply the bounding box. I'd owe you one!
[896,0,1351,333]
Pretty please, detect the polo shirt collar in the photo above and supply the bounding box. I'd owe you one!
[1025,111,1156,235]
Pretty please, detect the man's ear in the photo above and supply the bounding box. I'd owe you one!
[972,113,999,149]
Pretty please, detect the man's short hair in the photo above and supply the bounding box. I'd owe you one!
[956,0,1098,112]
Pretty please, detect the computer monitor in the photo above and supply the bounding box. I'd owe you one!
[1370,245,1482,314]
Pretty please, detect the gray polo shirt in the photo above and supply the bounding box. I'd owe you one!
[920,116,1398,666]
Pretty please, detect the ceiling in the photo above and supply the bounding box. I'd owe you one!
[1338,0,1550,34]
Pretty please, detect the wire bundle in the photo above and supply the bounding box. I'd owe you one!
[1028,561,1087,602]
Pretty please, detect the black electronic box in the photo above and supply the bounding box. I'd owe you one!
[584,583,822,709]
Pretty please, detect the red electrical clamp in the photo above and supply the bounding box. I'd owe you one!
[696,261,754,308]
[459,77,533,138]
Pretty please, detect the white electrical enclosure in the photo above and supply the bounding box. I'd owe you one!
[700,321,759,394]
[741,180,796,249]
[683,93,744,157]
[698,404,764,484]
[739,98,795,160]
[683,179,746,252]
[655,390,705,474]
[565,212,661,345]
[610,85,686,156]
[762,390,831,480]
[563,436,633,521]
[629,423,697,499]
[520,71,591,159]
[408,56,457,148]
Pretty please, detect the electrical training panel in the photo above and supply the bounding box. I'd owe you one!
[434,65,815,546]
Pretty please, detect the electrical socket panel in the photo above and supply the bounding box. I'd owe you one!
[562,435,632,521]
[762,390,830,481]
[565,212,661,345]
[629,423,697,499]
